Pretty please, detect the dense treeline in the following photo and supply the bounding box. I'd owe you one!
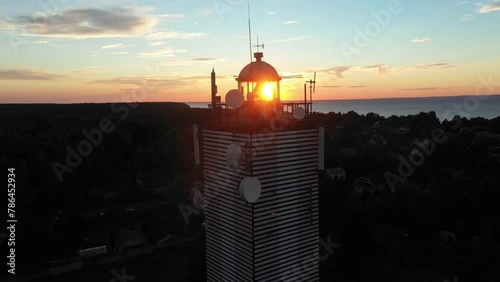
[313,111,500,281]
[0,104,499,281]
[0,103,206,275]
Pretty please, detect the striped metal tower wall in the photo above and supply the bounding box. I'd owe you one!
[203,127,321,282]
[204,129,254,282]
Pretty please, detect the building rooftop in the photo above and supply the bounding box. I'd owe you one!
[236,52,281,83]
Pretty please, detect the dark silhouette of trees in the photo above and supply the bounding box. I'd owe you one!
[1,103,499,281]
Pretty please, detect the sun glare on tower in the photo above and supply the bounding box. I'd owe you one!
[261,82,275,101]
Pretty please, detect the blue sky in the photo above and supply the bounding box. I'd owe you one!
[0,0,499,103]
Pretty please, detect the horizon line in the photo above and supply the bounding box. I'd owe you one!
[1,94,499,105]
[186,93,500,104]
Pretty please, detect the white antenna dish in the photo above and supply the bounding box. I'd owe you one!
[225,89,244,109]
[293,107,306,120]
[226,143,243,169]
[239,177,262,203]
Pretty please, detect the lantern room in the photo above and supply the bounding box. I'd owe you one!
[236,52,282,102]
[209,47,315,125]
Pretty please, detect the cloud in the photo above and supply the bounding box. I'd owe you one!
[33,40,49,44]
[318,85,342,88]
[112,52,129,55]
[382,63,454,73]
[0,16,16,31]
[102,43,126,49]
[157,13,185,19]
[350,85,367,88]
[397,87,452,91]
[137,48,187,58]
[191,58,222,62]
[199,8,215,16]
[144,31,207,40]
[315,66,353,78]
[89,75,208,89]
[411,38,432,43]
[461,14,475,20]
[148,41,166,46]
[162,57,226,66]
[476,2,500,13]
[267,12,276,15]
[362,64,389,75]
[269,36,312,43]
[313,62,454,78]
[1,7,157,38]
[411,63,454,69]
[397,63,453,72]
[283,20,299,24]
[72,66,101,75]
[0,67,66,80]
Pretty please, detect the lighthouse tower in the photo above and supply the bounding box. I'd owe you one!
[199,50,323,281]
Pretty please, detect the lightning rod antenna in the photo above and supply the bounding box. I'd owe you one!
[248,1,253,63]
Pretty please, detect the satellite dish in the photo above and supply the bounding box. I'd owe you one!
[239,177,262,203]
[225,89,244,109]
[226,143,242,169]
[293,107,306,120]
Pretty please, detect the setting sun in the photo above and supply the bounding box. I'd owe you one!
[261,82,275,101]
[0,0,498,104]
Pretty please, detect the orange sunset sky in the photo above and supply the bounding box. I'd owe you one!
[0,0,499,103]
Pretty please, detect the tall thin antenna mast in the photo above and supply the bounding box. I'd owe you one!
[248,1,253,63]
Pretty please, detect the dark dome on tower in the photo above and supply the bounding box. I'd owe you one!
[236,52,281,82]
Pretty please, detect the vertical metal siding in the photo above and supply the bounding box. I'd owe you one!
[204,128,319,282]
